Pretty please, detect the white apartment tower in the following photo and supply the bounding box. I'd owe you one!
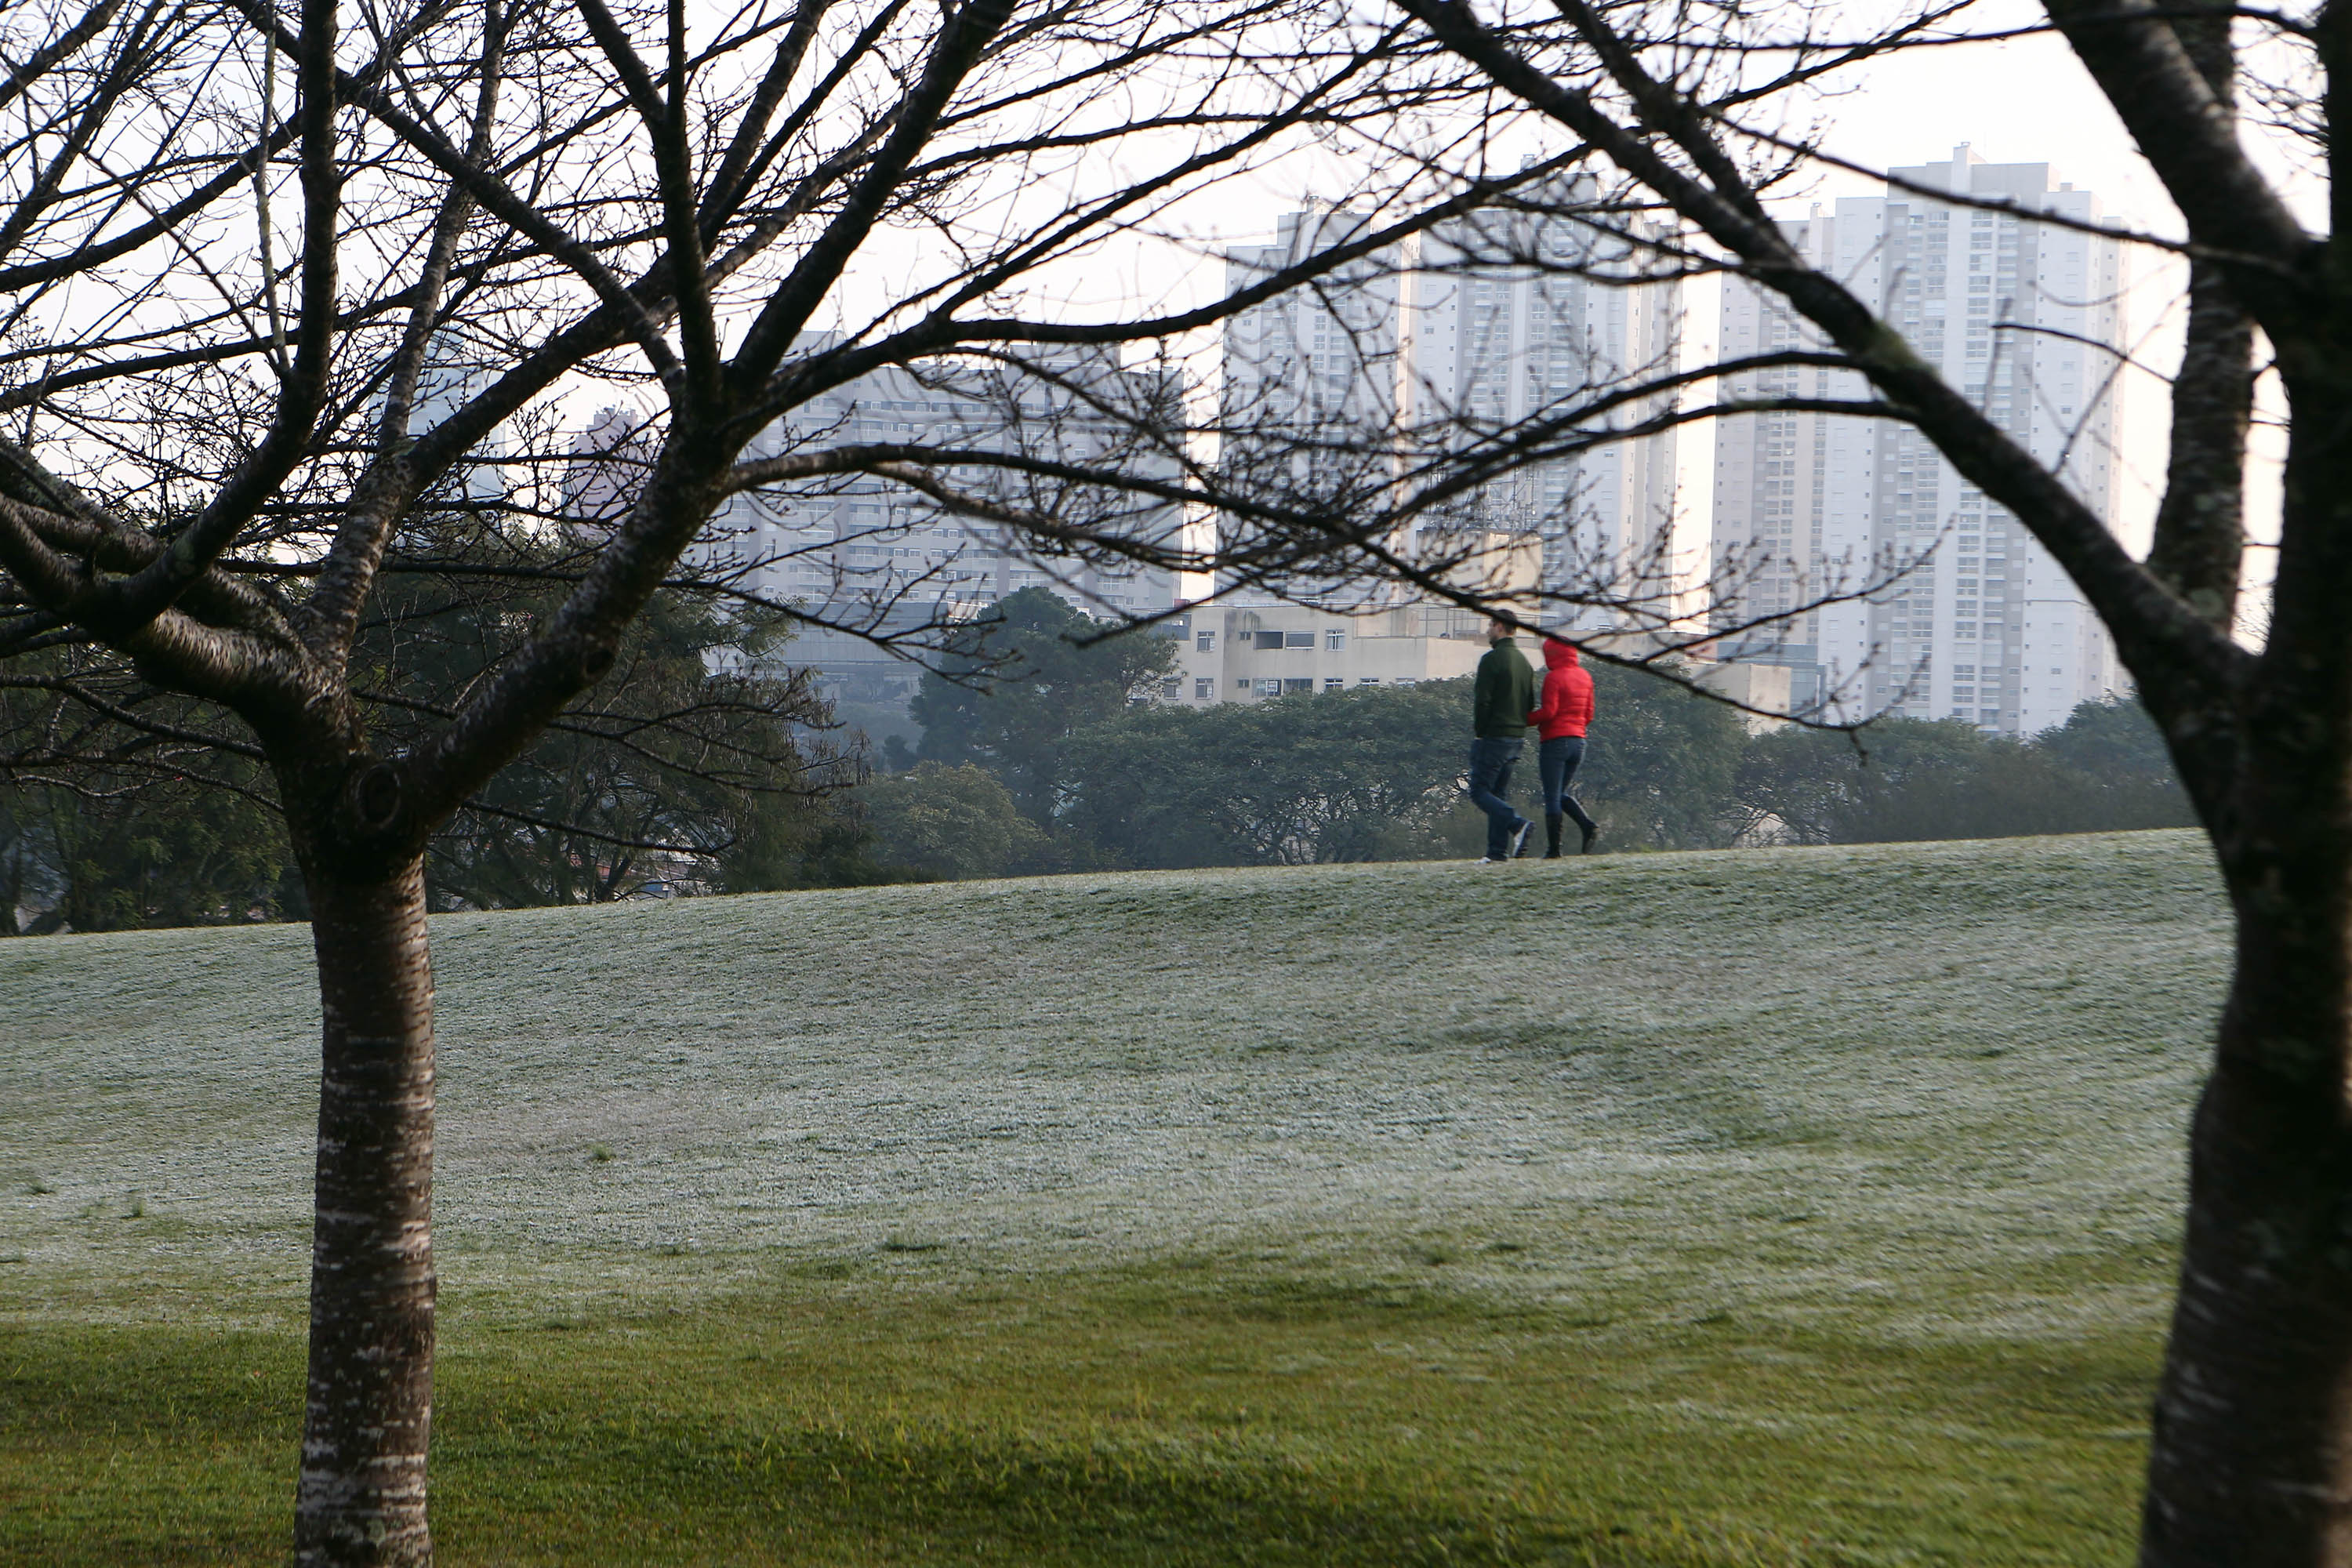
[1397,205,1679,628]
[1220,196,1679,619]
[663,338,1184,707]
[1219,209,1403,606]
[1714,146,2124,731]
[378,328,506,504]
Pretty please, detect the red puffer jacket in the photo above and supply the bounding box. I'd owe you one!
[1527,638,1595,739]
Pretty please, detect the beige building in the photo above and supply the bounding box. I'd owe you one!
[1157,604,1788,736]
[1686,658,1791,734]
[1160,603,1492,704]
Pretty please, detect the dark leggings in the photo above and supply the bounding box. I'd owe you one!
[1466,736,1528,858]
[1538,736,1599,833]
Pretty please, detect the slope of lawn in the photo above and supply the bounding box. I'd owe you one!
[0,831,2227,1565]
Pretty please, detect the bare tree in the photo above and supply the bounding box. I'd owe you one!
[0,1,1672,1562]
[1323,0,2352,1557]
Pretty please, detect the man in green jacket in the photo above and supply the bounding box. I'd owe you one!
[1467,619,1538,862]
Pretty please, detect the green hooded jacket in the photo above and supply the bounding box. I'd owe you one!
[1472,637,1537,739]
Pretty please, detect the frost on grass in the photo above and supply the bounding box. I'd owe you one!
[0,831,2222,1340]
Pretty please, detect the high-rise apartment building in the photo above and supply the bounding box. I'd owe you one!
[1218,209,1404,607]
[1396,205,1680,629]
[1713,146,2125,731]
[657,337,1184,710]
[377,328,507,505]
[1219,196,1680,622]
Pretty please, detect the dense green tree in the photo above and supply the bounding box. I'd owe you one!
[1577,661,1751,850]
[715,804,913,893]
[1737,701,2197,845]
[927,675,2194,875]
[340,519,856,910]
[1734,717,1991,845]
[2,521,862,923]
[912,589,1180,822]
[1058,679,1470,866]
[40,775,291,931]
[864,762,1044,880]
[2034,694,2185,785]
[0,662,294,932]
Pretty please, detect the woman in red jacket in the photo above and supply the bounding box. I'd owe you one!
[1527,637,1600,856]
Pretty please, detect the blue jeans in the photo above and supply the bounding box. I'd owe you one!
[1539,736,1599,835]
[1466,737,1528,858]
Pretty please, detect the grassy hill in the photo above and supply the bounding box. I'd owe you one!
[2,831,2227,1565]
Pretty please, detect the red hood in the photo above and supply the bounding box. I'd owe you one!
[1542,639,1582,670]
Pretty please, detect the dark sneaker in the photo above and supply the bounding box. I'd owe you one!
[1508,819,1534,858]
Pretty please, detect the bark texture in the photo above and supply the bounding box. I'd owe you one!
[2142,0,2252,639]
[2136,350,2352,1563]
[2145,802,2352,1561]
[2145,260,2253,631]
[293,852,437,1568]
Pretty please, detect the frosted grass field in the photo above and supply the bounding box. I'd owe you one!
[0,830,2230,1564]
[5,829,2220,1332]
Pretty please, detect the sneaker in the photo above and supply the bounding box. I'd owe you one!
[1475,856,1504,865]
[1508,819,1534,858]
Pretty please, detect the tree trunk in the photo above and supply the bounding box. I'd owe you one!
[294,854,438,1567]
[2141,745,2352,1562]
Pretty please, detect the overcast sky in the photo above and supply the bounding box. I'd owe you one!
[1791,2,2297,590]
[1105,0,2303,625]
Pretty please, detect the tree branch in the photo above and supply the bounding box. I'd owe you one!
[2042,0,2317,326]
[1399,0,2252,712]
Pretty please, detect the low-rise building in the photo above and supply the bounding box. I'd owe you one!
[1686,659,1792,734]
[1158,603,1493,703]
[1156,607,1785,742]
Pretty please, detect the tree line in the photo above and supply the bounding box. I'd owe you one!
[2,517,872,936]
[4,586,2195,932]
[867,590,2194,880]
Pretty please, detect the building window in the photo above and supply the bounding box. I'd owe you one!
[1358,677,1380,686]
[1326,630,1346,650]
[1283,677,1313,694]
[1254,630,1284,650]
[1284,630,1315,649]
[1258,678,1283,696]
[1195,677,1214,700]
[1196,632,1215,652]
[1324,678,1345,692]
[1234,678,1250,690]
[1160,679,1180,699]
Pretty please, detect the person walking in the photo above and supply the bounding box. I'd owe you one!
[1467,619,1538,862]
[1528,637,1601,856]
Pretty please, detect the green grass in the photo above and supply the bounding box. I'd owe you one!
[0,832,2226,1563]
